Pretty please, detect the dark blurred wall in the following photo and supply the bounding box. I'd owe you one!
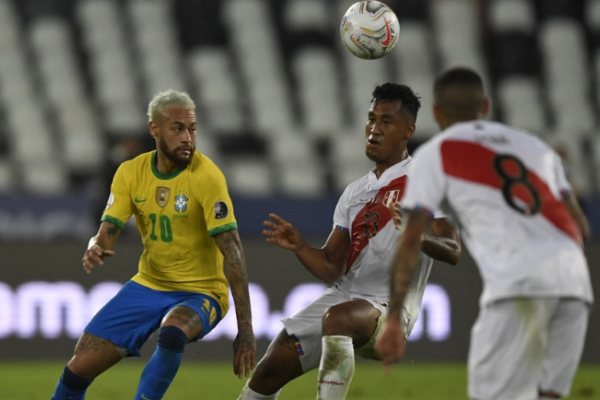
[0,236,598,363]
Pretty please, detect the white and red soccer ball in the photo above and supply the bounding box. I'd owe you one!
[340,1,401,60]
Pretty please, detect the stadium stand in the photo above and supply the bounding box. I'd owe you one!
[0,0,598,202]
[76,0,146,138]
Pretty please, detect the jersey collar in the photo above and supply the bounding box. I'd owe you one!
[367,156,412,188]
[151,151,186,180]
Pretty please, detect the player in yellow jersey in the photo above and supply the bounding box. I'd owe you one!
[50,90,256,400]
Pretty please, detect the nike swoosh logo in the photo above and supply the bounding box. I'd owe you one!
[141,395,152,400]
[382,16,391,46]
[134,198,147,203]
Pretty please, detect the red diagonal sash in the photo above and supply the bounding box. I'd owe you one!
[346,176,407,271]
[440,140,581,244]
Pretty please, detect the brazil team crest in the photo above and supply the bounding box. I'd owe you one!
[175,194,188,213]
[156,187,170,207]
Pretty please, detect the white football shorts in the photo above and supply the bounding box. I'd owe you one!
[468,297,589,400]
[281,285,410,372]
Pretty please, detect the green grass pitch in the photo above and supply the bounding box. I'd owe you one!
[1,361,598,399]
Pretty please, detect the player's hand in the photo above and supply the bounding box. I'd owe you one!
[263,213,306,252]
[82,245,115,274]
[233,328,256,379]
[375,319,406,373]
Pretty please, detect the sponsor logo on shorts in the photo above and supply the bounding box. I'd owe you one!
[201,299,218,326]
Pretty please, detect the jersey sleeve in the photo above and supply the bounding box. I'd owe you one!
[552,151,573,197]
[432,209,447,219]
[332,184,351,232]
[401,140,447,216]
[198,166,238,237]
[101,164,134,230]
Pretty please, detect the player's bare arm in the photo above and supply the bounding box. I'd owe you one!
[389,202,461,265]
[388,210,430,320]
[421,218,461,265]
[82,221,120,274]
[562,192,590,242]
[376,209,430,366]
[214,228,256,379]
[263,213,350,284]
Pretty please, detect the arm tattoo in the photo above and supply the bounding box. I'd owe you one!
[91,222,121,251]
[388,211,429,317]
[214,230,253,329]
[105,223,119,238]
[388,260,414,316]
[215,230,245,276]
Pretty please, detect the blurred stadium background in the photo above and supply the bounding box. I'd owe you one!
[4,0,600,205]
[0,0,598,396]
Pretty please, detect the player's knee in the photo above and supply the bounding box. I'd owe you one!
[157,325,188,353]
[61,365,94,390]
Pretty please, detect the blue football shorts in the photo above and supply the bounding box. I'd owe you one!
[85,280,223,357]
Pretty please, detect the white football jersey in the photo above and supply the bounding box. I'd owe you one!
[333,157,444,323]
[401,120,594,306]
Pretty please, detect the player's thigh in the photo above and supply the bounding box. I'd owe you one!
[540,299,590,396]
[281,287,351,372]
[468,298,553,400]
[68,332,124,379]
[84,281,168,357]
[322,299,381,347]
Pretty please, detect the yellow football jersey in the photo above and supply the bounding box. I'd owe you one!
[102,150,237,315]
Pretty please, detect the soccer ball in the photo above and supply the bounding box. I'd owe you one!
[340,1,400,60]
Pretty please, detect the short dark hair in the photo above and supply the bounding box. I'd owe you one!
[433,68,486,121]
[371,83,421,123]
[434,67,484,95]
